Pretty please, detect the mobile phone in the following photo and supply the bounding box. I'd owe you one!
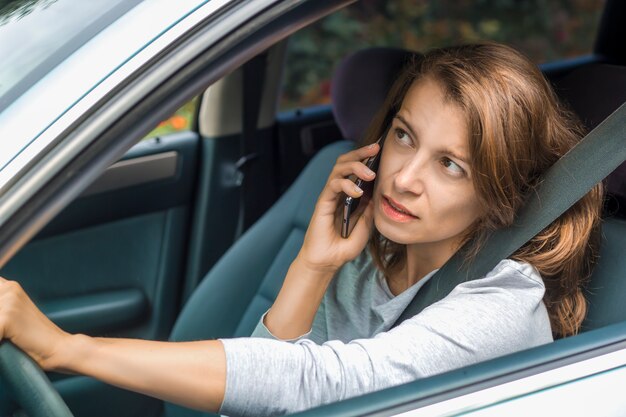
[341,133,386,238]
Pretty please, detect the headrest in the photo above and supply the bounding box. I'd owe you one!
[331,47,418,142]
[552,64,626,211]
[553,64,626,131]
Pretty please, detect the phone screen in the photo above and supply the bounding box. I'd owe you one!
[340,133,386,238]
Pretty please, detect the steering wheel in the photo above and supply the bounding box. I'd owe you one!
[0,342,73,417]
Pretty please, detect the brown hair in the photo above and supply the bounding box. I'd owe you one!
[363,43,603,338]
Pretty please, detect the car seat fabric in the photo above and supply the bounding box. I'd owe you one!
[583,216,626,330]
[165,48,414,417]
[165,142,352,417]
[549,63,626,331]
[551,63,626,209]
[169,140,353,343]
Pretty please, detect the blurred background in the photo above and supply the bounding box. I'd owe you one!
[0,0,604,137]
[127,0,608,137]
[280,0,606,110]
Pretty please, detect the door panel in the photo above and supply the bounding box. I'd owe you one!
[35,132,199,240]
[5,207,188,339]
[42,288,147,335]
[0,131,201,417]
[2,132,200,340]
[56,377,162,417]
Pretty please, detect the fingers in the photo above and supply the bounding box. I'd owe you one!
[319,169,374,205]
[0,279,24,341]
[327,178,365,199]
[0,279,25,310]
[333,160,377,181]
[335,142,380,164]
[318,144,381,204]
[0,278,23,296]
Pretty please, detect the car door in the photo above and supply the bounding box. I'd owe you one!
[0,1,352,416]
[0,112,201,417]
[0,83,267,416]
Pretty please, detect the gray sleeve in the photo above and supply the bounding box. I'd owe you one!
[218,263,553,417]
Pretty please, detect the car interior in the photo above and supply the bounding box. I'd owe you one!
[1,1,626,417]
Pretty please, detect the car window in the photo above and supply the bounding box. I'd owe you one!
[279,0,606,111]
[143,97,200,140]
[0,0,143,114]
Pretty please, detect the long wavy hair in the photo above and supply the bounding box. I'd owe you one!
[363,43,603,338]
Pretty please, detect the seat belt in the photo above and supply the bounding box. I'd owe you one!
[392,101,626,328]
[234,53,267,238]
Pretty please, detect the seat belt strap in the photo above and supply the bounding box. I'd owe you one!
[392,101,626,328]
[235,53,267,238]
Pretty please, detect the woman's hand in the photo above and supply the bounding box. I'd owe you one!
[298,142,380,273]
[0,277,70,371]
[262,143,381,339]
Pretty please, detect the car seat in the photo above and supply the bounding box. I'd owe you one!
[164,48,416,417]
[548,63,626,331]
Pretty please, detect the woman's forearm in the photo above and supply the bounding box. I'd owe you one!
[56,334,226,412]
[264,257,336,339]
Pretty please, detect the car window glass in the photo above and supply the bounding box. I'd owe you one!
[279,0,606,111]
[0,0,142,113]
[143,97,199,140]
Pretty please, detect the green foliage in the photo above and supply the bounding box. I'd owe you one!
[144,97,199,140]
[280,0,605,110]
[0,0,56,25]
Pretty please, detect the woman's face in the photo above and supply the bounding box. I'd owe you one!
[373,77,483,253]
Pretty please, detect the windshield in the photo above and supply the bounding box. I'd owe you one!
[0,0,143,113]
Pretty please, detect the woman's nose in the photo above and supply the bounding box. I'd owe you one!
[393,157,426,195]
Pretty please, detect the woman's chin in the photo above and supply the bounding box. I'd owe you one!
[373,215,414,245]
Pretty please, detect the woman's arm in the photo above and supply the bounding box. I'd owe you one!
[261,258,334,339]
[260,143,380,340]
[0,277,225,413]
[221,263,551,417]
[62,336,225,412]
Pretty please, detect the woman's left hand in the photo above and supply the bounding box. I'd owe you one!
[0,277,70,371]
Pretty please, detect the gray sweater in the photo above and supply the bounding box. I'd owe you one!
[219,251,553,417]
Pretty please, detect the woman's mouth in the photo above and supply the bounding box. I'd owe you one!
[381,196,418,222]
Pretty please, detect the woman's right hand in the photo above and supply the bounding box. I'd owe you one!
[298,142,381,273]
[0,277,71,371]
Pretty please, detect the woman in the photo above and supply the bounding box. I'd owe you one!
[0,43,603,416]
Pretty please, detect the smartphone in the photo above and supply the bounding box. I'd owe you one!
[341,133,386,238]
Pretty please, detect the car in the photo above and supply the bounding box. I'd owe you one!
[0,0,625,416]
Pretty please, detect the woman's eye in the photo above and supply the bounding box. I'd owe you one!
[393,128,412,146]
[441,157,465,176]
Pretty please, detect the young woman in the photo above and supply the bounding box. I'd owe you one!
[0,43,603,416]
